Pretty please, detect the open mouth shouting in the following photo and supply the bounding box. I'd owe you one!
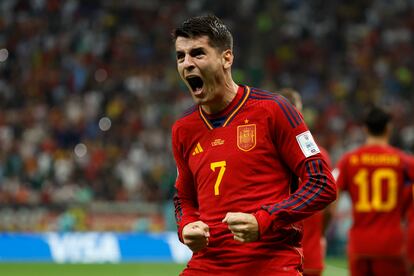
[186,75,204,96]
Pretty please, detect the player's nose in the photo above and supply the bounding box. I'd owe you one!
[182,55,195,71]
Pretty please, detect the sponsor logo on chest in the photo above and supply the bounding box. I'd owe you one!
[211,138,225,146]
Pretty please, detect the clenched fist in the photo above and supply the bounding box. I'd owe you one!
[182,221,210,252]
[222,212,259,243]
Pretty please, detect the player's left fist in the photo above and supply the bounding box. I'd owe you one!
[222,212,259,243]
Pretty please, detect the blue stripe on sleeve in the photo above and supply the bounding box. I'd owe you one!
[265,159,326,213]
[251,88,302,125]
[293,160,327,210]
[250,90,302,128]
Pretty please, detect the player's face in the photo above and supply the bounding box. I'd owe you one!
[175,35,228,106]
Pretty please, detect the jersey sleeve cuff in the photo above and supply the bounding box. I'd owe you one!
[177,216,199,242]
[254,210,272,238]
[254,209,290,239]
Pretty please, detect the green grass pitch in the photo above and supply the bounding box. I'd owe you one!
[0,257,348,276]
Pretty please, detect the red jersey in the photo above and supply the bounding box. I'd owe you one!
[302,147,332,274]
[172,85,336,274]
[302,212,324,273]
[336,144,414,257]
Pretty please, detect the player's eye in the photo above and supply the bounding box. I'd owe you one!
[176,52,184,61]
[190,48,205,58]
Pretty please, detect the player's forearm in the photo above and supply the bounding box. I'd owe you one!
[254,157,337,236]
[173,193,200,242]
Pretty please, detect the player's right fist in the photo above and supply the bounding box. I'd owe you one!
[182,221,210,252]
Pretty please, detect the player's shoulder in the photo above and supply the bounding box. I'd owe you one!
[172,105,198,132]
[336,146,360,164]
[391,147,414,164]
[366,144,408,158]
[388,145,412,158]
[339,144,411,165]
[248,86,303,128]
[344,144,378,158]
[174,105,198,124]
[249,86,287,104]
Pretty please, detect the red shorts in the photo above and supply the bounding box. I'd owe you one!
[349,255,409,276]
[302,236,325,275]
[180,251,303,276]
[302,213,325,272]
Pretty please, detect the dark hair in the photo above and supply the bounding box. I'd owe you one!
[363,105,392,136]
[172,14,233,52]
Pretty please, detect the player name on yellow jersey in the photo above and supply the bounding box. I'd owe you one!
[350,153,400,166]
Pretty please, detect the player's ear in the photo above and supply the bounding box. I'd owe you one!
[222,49,233,69]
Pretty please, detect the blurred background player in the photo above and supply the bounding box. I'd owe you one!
[280,88,332,276]
[335,105,414,276]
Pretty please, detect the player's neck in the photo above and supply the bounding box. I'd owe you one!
[365,135,389,146]
[201,79,239,114]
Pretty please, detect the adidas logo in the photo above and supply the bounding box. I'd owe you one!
[192,143,204,156]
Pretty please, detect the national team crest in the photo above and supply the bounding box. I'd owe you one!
[237,124,256,151]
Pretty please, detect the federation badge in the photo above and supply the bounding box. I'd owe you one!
[237,124,256,151]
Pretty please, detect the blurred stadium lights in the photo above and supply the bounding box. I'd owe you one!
[0,48,8,62]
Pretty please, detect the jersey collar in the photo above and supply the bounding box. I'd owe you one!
[198,85,251,130]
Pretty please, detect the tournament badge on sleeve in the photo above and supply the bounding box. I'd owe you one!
[296,130,320,157]
[237,124,256,152]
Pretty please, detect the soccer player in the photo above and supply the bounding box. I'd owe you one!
[335,105,414,276]
[171,15,337,275]
[280,88,332,276]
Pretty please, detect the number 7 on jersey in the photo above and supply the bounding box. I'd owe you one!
[210,161,227,196]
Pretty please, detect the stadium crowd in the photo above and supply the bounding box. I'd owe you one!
[0,0,413,233]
